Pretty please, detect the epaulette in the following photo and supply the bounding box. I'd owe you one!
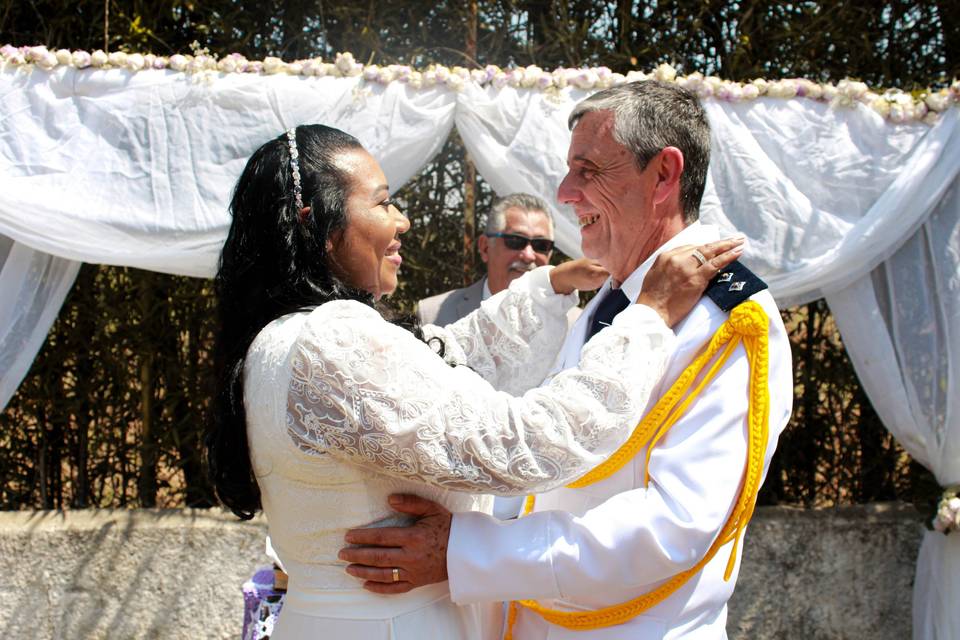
[705,260,767,312]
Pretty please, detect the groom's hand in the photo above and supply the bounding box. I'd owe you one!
[339,494,451,594]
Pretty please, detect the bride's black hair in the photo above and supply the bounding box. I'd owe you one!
[207,124,426,519]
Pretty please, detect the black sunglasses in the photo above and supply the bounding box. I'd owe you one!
[485,232,555,254]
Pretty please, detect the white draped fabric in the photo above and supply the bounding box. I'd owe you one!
[1,67,957,639]
[0,235,80,409]
[0,68,456,277]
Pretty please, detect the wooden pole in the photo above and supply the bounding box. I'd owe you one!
[462,0,479,287]
[103,0,109,52]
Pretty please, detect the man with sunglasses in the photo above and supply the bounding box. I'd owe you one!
[418,193,582,521]
[417,193,581,330]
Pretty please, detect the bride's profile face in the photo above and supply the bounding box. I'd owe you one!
[327,149,410,298]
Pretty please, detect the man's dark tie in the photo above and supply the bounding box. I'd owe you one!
[586,287,631,340]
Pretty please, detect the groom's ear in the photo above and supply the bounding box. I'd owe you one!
[652,147,684,206]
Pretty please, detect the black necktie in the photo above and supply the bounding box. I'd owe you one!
[586,287,631,340]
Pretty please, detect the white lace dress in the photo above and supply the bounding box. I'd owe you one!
[243,267,675,640]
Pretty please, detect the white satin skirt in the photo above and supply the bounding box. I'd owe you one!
[272,581,501,640]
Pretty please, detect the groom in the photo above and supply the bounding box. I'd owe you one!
[339,81,793,639]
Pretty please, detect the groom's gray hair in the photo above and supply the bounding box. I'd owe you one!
[568,81,710,224]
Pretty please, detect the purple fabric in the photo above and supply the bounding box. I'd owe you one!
[242,567,285,640]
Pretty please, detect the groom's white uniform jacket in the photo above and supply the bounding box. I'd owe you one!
[447,223,793,639]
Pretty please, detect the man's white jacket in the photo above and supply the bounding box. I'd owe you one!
[447,223,794,639]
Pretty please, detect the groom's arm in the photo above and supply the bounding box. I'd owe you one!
[339,303,792,599]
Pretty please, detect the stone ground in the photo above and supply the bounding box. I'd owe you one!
[0,503,923,639]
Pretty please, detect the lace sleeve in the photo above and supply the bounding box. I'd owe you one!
[420,267,577,396]
[287,300,674,495]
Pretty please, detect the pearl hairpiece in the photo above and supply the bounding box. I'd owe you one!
[286,128,304,211]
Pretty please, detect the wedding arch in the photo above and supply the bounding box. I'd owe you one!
[1,47,957,639]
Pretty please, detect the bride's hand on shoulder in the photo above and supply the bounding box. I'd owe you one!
[638,237,745,327]
[550,258,609,295]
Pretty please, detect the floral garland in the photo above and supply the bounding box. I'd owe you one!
[932,486,960,535]
[2,44,957,125]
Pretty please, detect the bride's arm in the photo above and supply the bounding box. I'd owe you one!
[285,300,674,496]
[420,266,578,396]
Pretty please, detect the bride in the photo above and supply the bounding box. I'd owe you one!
[206,124,742,640]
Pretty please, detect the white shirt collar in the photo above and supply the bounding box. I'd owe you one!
[481,278,492,301]
[615,221,720,303]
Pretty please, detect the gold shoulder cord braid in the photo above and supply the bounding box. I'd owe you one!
[504,300,771,637]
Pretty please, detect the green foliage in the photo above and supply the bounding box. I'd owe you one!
[0,1,953,509]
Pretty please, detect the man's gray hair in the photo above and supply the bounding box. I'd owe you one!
[485,192,554,236]
[568,80,710,224]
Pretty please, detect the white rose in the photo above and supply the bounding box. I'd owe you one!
[471,69,487,84]
[507,68,523,88]
[90,50,108,67]
[522,65,543,89]
[654,62,676,82]
[551,69,568,89]
[218,57,237,73]
[773,80,798,99]
[925,92,949,113]
[805,82,824,100]
[168,54,187,71]
[446,74,464,91]
[889,104,906,123]
[72,50,92,68]
[125,53,145,71]
[107,51,127,67]
[55,49,72,65]
[572,69,597,90]
[948,497,960,512]
[335,52,354,74]
[678,72,703,91]
[742,84,759,100]
[27,45,49,62]
[841,80,868,100]
[924,111,940,126]
[37,51,58,70]
[624,70,647,82]
[263,56,284,74]
[435,65,450,83]
[871,98,891,119]
[408,71,423,90]
[287,62,303,75]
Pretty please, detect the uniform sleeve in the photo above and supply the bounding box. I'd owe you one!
[421,266,578,396]
[284,299,675,496]
[447,310,795,603]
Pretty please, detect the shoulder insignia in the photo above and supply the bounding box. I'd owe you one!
[705,260,767,312]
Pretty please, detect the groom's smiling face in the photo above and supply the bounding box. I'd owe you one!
[557,110,672,283]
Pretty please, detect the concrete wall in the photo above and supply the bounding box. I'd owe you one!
[0,503,923,639]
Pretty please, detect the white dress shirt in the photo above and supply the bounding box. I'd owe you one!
[447,223,794,639]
